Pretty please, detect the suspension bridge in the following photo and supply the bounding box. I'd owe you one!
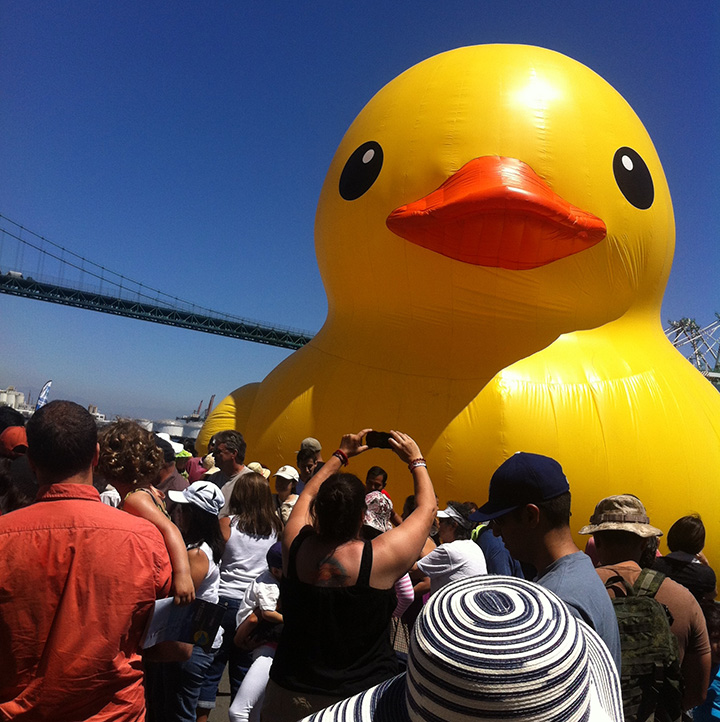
[0,214,718,389]
[0,214,313,350]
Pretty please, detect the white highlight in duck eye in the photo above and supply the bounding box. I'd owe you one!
[622,155,634,171]
[362,149,375,164]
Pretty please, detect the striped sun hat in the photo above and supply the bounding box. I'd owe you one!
[302,576,623,722]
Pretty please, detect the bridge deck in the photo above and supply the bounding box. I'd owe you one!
[0,274,313,350]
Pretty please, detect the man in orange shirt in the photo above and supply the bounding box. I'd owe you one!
[0,400,172,721]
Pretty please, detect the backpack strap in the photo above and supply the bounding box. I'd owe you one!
[633,568,665,598]
[634,568,676,627]
[471,523,490,542]
[604,574,634,598]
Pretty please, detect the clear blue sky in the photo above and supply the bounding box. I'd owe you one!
[1,2,718,420]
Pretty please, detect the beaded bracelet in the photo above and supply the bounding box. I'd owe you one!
[408,458,427,471]
[333,449,349,466]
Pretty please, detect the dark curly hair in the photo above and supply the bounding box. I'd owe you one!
[97,420,163,487]
[311,473,366,543]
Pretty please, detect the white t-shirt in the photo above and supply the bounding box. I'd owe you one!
[219,523,279,599]
[235,569,281,627]
[99,484,121,507]
[192,541,223,649]
[279,495,298,524]
[416,539,487,594]
[193,542,220,603]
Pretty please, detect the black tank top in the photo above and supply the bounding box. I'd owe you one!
[269,526,399,695]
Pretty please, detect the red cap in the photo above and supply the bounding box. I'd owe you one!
[0,426,28,459]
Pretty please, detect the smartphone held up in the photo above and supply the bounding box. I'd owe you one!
[365,431,393,449]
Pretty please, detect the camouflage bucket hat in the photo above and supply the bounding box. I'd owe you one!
[578,495,663,538]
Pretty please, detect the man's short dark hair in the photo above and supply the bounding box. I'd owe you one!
[296,447,316,466]
[26,400,97,481]
[213,430,246,463]
[366,466,387,486]
[536,491,572,529]
[0,406,25,434]
[500,491,572,530]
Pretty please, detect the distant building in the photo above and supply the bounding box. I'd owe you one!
[0,386,25,409]
[154,420,184,437]
[87,405,107,422]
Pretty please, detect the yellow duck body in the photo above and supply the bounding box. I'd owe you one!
[200,45,720,558]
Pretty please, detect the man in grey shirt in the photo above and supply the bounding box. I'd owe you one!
[474,452,621,672]
[211,429,252,516]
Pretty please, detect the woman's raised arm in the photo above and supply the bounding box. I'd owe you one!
[370,431,437,588]
[282,429,370,568]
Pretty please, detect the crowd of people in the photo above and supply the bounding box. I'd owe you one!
[0,400,718,721]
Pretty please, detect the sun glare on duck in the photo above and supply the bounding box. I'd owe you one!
[513,71,562,111]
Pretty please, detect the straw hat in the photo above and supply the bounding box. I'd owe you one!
[302,576,623,721]
[247,461,272,479]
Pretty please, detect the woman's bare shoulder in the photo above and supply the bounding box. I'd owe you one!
[296,537,364,587]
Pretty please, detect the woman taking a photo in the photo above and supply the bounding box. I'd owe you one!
[261,429,436,721]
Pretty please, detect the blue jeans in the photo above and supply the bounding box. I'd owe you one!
[198,596,253,709]
[146,646,214,722]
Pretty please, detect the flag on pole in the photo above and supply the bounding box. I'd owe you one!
[36,380,52,410]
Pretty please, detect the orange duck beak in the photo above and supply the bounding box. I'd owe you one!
[386,156,606,270]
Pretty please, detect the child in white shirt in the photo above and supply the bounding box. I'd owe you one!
[228,542,283,722]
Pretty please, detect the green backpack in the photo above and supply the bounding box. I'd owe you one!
[605,568,684,722]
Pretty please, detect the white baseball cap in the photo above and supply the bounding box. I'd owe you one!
[273,465,300,482]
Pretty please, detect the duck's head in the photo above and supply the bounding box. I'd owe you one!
[314,45,674,377]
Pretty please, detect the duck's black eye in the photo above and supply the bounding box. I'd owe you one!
[613,147,654,209]
[339,141,383,200]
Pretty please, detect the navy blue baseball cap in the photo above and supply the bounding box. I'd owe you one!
[470,452,569,522]
[266,541,283,570]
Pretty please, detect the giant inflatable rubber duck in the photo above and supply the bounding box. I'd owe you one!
[200,45,720,559]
